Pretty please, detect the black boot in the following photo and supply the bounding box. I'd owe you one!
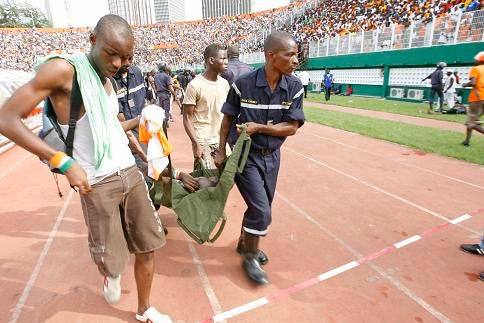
[242,232,268,285]
[236,230,269,265]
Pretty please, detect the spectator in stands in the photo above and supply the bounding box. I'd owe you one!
[0,1,482,73]
[323,68,335,101]
[297,70,310,98]
[422,62,446,113]
[443,69,457,109]
[462,51,484,146]
[183,44,230,169]
[222,45,254,85]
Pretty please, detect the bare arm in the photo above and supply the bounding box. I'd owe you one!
[463,77,476,88]
[0,59,71,160]
[117,113,146,162]
[168,84,181,107]
[0,59,91,193]
[182,104,203,160]
[242,120,299,137]
[214,114,234,168]
[120,115,140,132]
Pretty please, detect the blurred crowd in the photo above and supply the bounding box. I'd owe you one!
[0,0,482,72]
[286,0,483,44]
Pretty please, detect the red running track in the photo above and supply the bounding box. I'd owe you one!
[1,118,483,323]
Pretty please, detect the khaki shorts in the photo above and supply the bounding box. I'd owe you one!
[466,101,483,128]
[80,165,166,277]
[197,143,232,169]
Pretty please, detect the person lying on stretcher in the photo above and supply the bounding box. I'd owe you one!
[159,168,218,192]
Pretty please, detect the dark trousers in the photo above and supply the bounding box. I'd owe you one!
[430,87,444,111]
[325,87,332,101]
[157,96,171,120]
[303,85,308,98]
[235,150,280,236]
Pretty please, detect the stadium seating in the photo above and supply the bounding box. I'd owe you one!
[0,0,481,73]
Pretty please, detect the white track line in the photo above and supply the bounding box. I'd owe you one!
[317,261,360,281]
[284,146,480,236]
[394,235,422,249]
[188,242,225,322]
[0,154,30,181]
[212,297,269,322]
[304,131,484,190]
[449,214,472,225]
[277,192,452,323]
[9,190,74,323]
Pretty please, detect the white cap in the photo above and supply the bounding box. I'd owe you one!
[446,69,453,73]
[474,51,484,62]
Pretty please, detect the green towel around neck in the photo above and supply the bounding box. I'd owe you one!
[36,53,126,169]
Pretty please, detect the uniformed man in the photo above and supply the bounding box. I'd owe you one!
[154,63,181,123]
[112,64,149,183]
[215,31,305,285]
[221,45,254,85]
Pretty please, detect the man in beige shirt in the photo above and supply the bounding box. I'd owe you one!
[183,43,230,168]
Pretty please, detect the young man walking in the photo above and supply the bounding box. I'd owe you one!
[462,51,484,146]
[183,43,230,169]
[0,15,173,323]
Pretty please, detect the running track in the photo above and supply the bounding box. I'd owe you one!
[1,113,483,323]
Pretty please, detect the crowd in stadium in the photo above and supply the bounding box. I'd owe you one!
[287,0,483,44]
[0,0,482,72]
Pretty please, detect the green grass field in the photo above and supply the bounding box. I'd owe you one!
[304,107,484,165]
[305,92,467,123]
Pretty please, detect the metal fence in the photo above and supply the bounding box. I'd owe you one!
[308,9,483,58]
[241,9,484,64]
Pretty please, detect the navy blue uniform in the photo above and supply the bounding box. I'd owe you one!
[112,65,150,184]
[222,58,254,85]
[222,67,305,235]
[154,71,173,120]
[112,65,146,130]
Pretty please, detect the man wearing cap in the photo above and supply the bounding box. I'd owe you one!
[462,51,484,146]
[443,69,457,110]
[422,62,446,113]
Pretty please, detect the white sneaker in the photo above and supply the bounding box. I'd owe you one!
[135,307,173,323]
[103,275,121,304]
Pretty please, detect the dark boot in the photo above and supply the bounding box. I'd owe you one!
[242,232,268,285]
[236,230,268,265]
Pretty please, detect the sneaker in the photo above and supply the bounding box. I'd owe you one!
[460,244,484,255]
[103,275,121,304]
[461,141,470,147]
[480,272,484,281]
[136,307,173,323]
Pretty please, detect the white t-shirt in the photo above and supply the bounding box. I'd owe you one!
[182,74,230,145]
[444,75,457,93]
[298,71,310,86]
[59,90,135,184]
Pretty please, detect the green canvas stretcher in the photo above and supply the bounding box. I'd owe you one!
[150,126,251,244]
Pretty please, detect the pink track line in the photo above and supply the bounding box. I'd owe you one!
[198,207,484,323]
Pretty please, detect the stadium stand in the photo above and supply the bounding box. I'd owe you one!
[1,0,482,73]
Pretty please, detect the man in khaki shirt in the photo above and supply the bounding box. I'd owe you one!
[183,43,230,168]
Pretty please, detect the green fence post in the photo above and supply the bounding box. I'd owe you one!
[382,65,390,98]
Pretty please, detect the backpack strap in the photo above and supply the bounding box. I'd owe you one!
[64,71,82,157]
